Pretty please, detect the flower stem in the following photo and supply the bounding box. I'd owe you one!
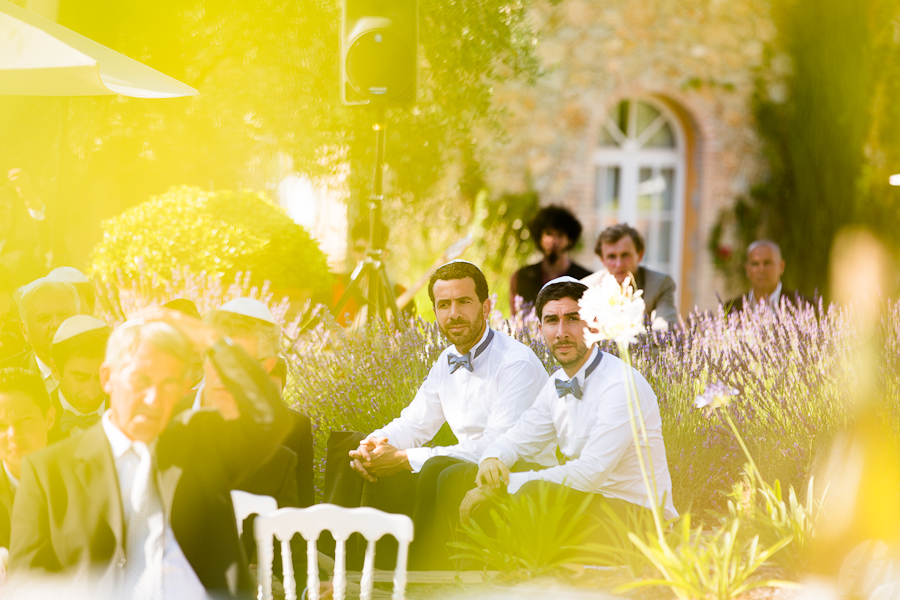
[722,410,764,486]
[618,343,666,543]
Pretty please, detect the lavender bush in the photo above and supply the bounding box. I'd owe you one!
[95,273,899,515]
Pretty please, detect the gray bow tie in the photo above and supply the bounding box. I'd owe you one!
[448,353,473,374]
[555,378,583,399]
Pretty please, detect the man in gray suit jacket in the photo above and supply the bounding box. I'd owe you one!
[9,308,290,598]
[583,223,678,324]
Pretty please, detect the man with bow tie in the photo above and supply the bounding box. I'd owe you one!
[458,277,677,535]
[322,261,551,569]
[48,315,111,442]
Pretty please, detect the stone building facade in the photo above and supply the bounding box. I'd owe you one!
[483,0,775,314]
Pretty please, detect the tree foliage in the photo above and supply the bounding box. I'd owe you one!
[739,0,900,297]
[0,0,545,265]
[91,186,332,296]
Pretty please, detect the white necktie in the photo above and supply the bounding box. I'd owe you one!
[124,442,165,600]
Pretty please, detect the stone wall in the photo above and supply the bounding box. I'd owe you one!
[481,0,775,312]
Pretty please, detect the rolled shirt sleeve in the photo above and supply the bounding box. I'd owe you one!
[481,381,558,468]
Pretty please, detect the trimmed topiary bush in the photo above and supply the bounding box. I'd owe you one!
[91,186,332,297]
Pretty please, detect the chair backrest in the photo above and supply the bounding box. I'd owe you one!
[254,504,414,600]
[230,490,278,536]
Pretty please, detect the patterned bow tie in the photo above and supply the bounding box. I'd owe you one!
[448,353,473,374]
[555,378,583,400]
[60,410,101,433]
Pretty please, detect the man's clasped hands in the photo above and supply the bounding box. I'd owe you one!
[351,437,511,523]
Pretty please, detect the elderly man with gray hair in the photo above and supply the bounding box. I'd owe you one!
[8,307,291,599]
[0,278,80,393]
[724,239,809,313]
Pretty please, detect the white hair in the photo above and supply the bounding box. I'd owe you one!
[747,239,782,261]
[18,280,81,324]
[105,320,191,374]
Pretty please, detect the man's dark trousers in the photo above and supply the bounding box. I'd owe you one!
[322,432,478,570]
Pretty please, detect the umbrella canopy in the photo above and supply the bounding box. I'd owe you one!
[0,0,198,97]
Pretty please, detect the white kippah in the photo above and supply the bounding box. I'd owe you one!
[219,297,276,325]
[540,276,585,292]
[438,259,478,269]
[46,266,89,284]
[53,315,109,345]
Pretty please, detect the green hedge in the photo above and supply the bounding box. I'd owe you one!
[91,186,331,296]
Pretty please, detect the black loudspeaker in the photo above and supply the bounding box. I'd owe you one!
[341,0,417,106]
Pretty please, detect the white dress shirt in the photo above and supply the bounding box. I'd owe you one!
[369,325,554,472]
[481,346,678,519]
[748,281,783,308]
[101,412,207,600]
[34,355,58,394]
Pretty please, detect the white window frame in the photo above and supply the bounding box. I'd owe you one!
[592,97,686,298]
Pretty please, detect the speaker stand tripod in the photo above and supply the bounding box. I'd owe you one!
[333,109,401,326]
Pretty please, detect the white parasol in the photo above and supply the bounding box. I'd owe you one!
[0,0,198,97]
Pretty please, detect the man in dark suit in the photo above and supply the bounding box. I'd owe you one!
[47,315,111,442]
[0,368,55,549]
[9,308,290,598]
[583,223,678,324]
[187,297,315,508]
[510,205,592,313]
[723,240,809,313]
[0,279,80,394]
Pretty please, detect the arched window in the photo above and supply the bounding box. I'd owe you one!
[593,98,686,289]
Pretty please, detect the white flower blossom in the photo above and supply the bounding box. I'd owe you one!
[694,381,740,411]
[578,272,647,346]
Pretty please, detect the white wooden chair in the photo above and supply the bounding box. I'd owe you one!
[254,504,414,600]
[230,490,278,536]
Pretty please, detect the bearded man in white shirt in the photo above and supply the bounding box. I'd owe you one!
[322,261,552,569]
[459,277,677,536]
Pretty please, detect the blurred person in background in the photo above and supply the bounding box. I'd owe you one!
[510,205,591,313]
[0,170,47,289]
[724,240,809,312]
[162,299,205,389]
[0,368,55,550]
[583,223,678,324]
[183,297,314,508]
[48,316,111,442]
[46,267,95,316]
[9,308,291,598]
[0,280,80,394]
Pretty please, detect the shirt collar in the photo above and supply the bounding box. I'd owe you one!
[101,410,139,459]
[34,355,53,380]
[57,388,105,418]
[450,322,491,357]
[749,281,783,308]
[3,462,18,492]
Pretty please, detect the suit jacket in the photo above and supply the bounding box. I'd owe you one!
[723,289,810,314]
[0,348,56,394]
[581,266,678,323]
[9,341,290,597]
[173,392,313,507]
[0,466,13,549]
